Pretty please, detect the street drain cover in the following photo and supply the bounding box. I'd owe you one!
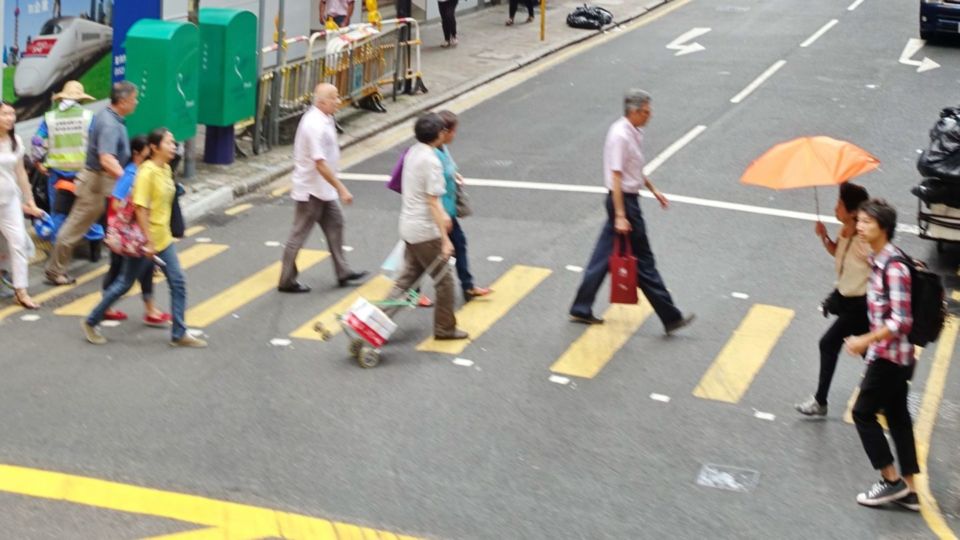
[696,464,760,493]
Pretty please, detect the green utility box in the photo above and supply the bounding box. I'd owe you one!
[124,20,199,141]
[198,8,257,127]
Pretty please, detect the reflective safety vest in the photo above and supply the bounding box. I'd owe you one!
[44,106,92,172]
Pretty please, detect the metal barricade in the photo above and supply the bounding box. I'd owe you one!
[252,19,427,153]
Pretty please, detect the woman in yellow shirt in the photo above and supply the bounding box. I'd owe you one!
[82,128,206,348]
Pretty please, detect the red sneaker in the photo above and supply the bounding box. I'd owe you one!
[417,295,434,308]
[104,310,128,321]
[144,312,172,328]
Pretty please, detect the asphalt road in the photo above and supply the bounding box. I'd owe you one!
[2,0,960,538]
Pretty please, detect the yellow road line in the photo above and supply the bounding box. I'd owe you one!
[289,274,396,341]
[0,463,421,539]
[271,184,291,198]
[550,300,654,379]
[224,203,253,216]
[693,304,794,403]
[186,249,329,328]
[53,244,229,317]
[144,528,228,540]
[184,225,206,238]
[952,290,960,303]
[417,265,551,355]
[0,263,110,322]
[915,316,960,540]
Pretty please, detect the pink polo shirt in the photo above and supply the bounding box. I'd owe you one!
[603,116,646,194]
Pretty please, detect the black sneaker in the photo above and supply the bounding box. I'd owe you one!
[894,492,920,512]
[856,478,910,507]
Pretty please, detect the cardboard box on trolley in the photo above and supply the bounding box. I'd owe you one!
[344,298,397,348]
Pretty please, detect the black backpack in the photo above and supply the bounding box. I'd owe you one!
[882,250,947,346]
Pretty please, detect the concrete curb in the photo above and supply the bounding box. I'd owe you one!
[179,0,670,218]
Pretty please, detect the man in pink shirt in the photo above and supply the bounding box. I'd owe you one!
[569,89,694,334]
[278,83,366,293]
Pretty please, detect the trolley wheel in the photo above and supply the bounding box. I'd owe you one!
[313,322,333,341]
[348,338,365,358]
[357,347,381,368]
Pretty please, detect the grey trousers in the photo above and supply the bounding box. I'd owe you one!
[384,238,457,337]
[46,169,112,279]
[279,196,351,287]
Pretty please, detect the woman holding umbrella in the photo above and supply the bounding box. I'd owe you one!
[795,183,871,416]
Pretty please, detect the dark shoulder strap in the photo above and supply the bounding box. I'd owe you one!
[881,249,913,296]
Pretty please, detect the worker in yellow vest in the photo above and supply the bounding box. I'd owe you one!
[31,80,95,217]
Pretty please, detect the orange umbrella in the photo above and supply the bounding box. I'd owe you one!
[741,136,880,216]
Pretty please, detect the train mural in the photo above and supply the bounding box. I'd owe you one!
[3,0,115,120]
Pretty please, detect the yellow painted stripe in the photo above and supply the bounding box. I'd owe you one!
[271,184,291,198]
[185,249,329,328]
[915,316,960,540]
[184,225,206,238]
[0,463,421,539]
[289,274,395,341]
[224,203,253,216]
[0,263,110,321]
[550,301,653,379]
[417,265,552,355]
[693,304,794,403]
[54,244,229,316]
[952,290,960,303]
[144,528,231,540]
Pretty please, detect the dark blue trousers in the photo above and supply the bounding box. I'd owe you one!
[570,193,682,327]
[449,217,474,294]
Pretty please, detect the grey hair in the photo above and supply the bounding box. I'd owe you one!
[624,88,651,114]
[111,81,138,104]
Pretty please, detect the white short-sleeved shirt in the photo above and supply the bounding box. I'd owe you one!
[291,106,340,202]
[0,135,25,205]
[603,116,646,194]
[399,142,446,244]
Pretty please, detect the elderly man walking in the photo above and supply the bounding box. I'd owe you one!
[569,89,694,334]
[278,83,366,293]
[45,81,138,285]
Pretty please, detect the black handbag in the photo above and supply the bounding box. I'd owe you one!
[170,183,186,238]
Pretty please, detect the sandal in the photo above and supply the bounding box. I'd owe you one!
[14,290,40,310]
[45,273,76,286]
[465,287,493,300]
[505,18,514,26]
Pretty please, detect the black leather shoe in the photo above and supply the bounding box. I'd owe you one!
[435,329,469,340]
[569,313,604,325]
[338,270,369,287]
[278,283,311,293]
[665,313,696,335]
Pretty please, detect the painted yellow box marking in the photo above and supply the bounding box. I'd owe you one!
[550,300,653,379]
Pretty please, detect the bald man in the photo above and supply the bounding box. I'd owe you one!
[279,83,367,292]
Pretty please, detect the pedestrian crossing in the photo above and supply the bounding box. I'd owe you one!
[9,239,957,412]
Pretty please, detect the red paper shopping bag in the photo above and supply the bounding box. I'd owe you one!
[609,234,638,304]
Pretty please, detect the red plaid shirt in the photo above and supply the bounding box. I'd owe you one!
[866,243,915,366]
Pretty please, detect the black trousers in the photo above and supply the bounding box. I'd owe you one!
[438,0,458,41]
[509,0,534,19]
[570,194,682,327]
[815,293,869,405]
[853,358,920,476]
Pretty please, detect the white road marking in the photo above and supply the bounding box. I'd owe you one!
[847,0,865,10]
[800,19,838,48]
[340,172,922,235]
[643,125,708,175]
[666,27,711,56]
[754,411,776,421]
[730,60,787,104]
[101,320,121,328]
[194,237,212,243]
[899,38,940,73]
[565,265,584,273]
[487,256,504,262]
[731,292,750,299]
[270,338,292,347]
[549,375,571,385]
[343,246,354,252]
[264,241,281,247]
[453,358,474,367]
[20,314,40,322]
[650,393,671,403]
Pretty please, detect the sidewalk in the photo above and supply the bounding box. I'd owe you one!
[179,0,675,222]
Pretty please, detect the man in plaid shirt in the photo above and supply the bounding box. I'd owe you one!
[844,199,919,511]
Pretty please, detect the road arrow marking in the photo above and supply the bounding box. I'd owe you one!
[666,27,710,56]
[899,38,940,73]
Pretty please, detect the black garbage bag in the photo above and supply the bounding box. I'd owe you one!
[911,177,960,207]
[566,4,613,30]
[917,106,960,182]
